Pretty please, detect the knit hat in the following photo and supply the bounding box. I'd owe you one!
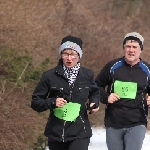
[59,35,83,58]
[123,32,144,50]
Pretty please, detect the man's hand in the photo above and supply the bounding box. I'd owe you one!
[108,93,120,104]
[146,94,150,107]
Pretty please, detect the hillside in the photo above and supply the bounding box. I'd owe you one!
[1,0,150,149]
[1,0,150,71]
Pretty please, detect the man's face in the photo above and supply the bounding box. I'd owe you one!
[61,49,79,68]
[124,40,142,65]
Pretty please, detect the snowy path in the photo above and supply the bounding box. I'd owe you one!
[89,127,150,150]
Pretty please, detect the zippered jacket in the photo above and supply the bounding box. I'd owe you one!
[95,57,150,128]
[31,59,100,142]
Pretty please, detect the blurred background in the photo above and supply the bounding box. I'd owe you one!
[1,0,150,149]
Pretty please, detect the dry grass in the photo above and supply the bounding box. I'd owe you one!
[0,86,47,150]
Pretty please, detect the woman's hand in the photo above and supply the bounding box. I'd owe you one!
[89,103,99,114]
[56,98,67,108]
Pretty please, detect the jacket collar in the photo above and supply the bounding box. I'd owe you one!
[123,56,142,66]
[55,59,64,76]
[55,59,84,80]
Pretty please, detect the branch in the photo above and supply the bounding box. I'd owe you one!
[14,62,29,86]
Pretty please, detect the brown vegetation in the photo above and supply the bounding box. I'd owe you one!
[0,84,47,149]
[1,0,150,149]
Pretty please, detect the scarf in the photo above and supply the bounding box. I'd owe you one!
[63,62,80,86]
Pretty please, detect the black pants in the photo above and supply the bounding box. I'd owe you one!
[48,138,90,150]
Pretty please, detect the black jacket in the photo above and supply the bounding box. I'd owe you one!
[31,59,100,142]
[95,57,150,128]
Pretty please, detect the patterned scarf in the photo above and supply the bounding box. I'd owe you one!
[63,62,80,86]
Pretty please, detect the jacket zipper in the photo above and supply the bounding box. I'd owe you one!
[62,89,73,142]
[129,66,132,81]
[70,90,72,99]
[62,121,66,142]
[80,116,86,132]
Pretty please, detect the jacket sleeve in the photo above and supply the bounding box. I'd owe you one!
[95,63,110,104]
[88,70,100,108]
[31,72,56,112]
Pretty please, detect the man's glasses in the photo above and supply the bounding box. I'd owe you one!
[62,52,78,58]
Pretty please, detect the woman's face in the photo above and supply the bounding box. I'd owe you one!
[61,49,79,68]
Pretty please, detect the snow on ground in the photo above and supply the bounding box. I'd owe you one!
[89,127,150,150]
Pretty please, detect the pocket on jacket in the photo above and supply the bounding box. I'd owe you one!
[64,116,86,137]
[45,115,64,137]
[77,83,90,100]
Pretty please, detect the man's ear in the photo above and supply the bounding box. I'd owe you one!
[140,50,142,54]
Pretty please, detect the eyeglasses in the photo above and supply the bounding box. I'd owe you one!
[62,52,78,58]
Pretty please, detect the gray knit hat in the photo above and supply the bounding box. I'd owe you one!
[59,35,83,58]
[123,32,144,50]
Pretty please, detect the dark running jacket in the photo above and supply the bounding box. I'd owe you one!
[31,59,100,142]
[95,57,150,128]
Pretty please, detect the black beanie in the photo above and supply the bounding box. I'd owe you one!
[61,35,83,49]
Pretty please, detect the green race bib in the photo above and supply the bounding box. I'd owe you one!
[114,80,137,99]
[53,102,81,122]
